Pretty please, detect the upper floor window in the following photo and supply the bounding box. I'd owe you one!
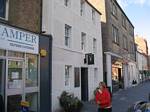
[112,25,119,44]
[81,32,86,51]
[123,35,128,50]
[80,0,85,16]
[112,3,117,17]
[122,15,127,29]
[130,42,135,54]
[93,38,97,53]
[65,24,72,47]
[0,0,6,18]
[92,9,96,23]
[64,0,70,7]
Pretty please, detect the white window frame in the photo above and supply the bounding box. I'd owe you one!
[65,24,72,47]
[80,0,85,16]
[0,0,9,20]
[65,65,71,87]
[92,9,96,23]
[93,38,97,53]
[81,32,86,51]
[64,0,70,7]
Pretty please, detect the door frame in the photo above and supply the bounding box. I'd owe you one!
[81,67,88,101]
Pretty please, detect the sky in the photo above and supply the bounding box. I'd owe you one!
[117,0,150,52]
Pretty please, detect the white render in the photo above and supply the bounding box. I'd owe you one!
[42,0,103,111]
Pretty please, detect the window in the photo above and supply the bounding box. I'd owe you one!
[64,0,70,7]
[122,15,126,29]
[0,0,6,18]
[130,42,135,53]
[74,67,80,87]
[112,25,119,44]
[80,0,85,16]
[81,32,86,51]
[123,36,127,50]
[26,54,38,87]
[93,38,97,53]
[94,68,98,82]
[65,24,71,47]
[65,65,71,86]
[112,3,117,17]
[92,9,95,23]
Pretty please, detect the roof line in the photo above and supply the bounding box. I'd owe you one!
[114,0,134,28]
[85,0,102,15]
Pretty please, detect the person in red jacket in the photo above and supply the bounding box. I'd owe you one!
[95,82,112,112]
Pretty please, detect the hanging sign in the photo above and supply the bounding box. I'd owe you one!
[0,23,39,54]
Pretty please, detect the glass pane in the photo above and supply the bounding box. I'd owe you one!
[0,0,6,18]
[26,93,38,112]
[0,49,6,56]
[0,59,5,98]
[8,51,24,58]
[8,61,23,89]
[7,95,22,112]
[26,54,38,87]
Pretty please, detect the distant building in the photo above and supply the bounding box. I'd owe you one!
[135,35,149,82]
[42,0,103,111]
[88,0,137,91]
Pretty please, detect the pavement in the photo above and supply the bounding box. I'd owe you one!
[81,81,150,112]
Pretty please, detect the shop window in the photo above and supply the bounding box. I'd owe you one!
[26,92,38,112]
[8,51,24,58]
[0,0,6,18]
[74,67,80,87]
[8,60,23,89]
[26,54,38,87]
[0,49,6,56]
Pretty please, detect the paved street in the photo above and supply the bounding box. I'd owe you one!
[82,81,150,112]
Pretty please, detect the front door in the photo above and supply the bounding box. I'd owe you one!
[81,68,88,101]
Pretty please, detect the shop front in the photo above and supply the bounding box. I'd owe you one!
[0,22,52,112]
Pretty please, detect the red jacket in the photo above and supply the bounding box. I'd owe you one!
[95,88,111,108]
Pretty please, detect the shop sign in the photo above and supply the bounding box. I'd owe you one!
[0,23,39,54]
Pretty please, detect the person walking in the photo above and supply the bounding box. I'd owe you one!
[95,82,112,112]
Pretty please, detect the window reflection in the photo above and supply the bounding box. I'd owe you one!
[26,93,38,112]
[26,54,38,87]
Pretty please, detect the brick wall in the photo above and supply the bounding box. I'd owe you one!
[8,0,41,33]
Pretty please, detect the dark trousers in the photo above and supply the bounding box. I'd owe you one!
[98,107,112,112]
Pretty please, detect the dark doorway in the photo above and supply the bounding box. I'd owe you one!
[81,67,88,101]
[0,59,5,97]
[118,68,123,89]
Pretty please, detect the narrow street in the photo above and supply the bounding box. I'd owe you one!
[112,81,150,112]
[82,81,150,112]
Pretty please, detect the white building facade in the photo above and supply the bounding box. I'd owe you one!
[137,51,148,82]
[42,0,103,111]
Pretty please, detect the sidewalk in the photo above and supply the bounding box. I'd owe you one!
[81,81,150,112]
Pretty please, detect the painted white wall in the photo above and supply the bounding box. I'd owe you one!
[127,62,138,87]
[42,0,103,111]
